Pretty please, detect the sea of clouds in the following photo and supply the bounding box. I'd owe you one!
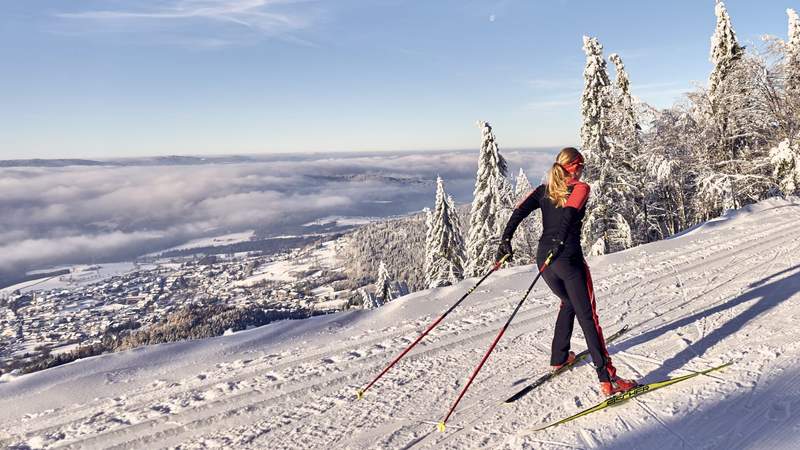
[0,149,556,283]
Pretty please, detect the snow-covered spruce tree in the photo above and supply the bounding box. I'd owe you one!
[608,52,648,244]
[708,0,745,105]
[580,35,613,175]
[783,8,800,140]
[422,207,433,280]
[703,0,742,164]
[770,138,800,196]
[579,37,634,255]
[691,2,775,220]
[425,176,466,288]
[465,121,514,277]
[608,53,638,159]
[515,168,533,199]
[359,288,380,310]
[581,162,634,256]
[375,261,392,305]
[786,9,800,96]
[511,168,541,264]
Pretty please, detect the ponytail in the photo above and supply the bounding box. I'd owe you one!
[547,147,583,207]
[547,163,570,207]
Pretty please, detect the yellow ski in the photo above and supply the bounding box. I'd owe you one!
[532,362,732,432]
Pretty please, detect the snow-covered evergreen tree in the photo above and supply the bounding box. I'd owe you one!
[569,1,792,242]
[583,161,639,255]
[788,9,800,95]
[580,164,605,256]
[580,35,613,176]
[608,52,648,244]
[359,288,380,310]
[375,261,392,305]
[708,0,744,103]
[515,168,533,199]
[609,54,634,127]
[691,1,774,219]
[609,213,633,251]
[422,207,434,280]
[579,38,634,255]
[771,138,800,196]
[425,177,466,288]
[608,53,638,160]
[511,168,540,264]
[465,121,513,277]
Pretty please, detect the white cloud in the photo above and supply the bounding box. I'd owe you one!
[54,0,322,47]
[0,150,555,280]
[0,231,168,273]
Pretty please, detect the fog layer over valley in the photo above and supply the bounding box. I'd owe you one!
[0,150,554,287]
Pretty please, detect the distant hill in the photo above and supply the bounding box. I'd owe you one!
[0,156,259,168]
[0,159,107,167]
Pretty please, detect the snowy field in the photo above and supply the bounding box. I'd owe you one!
[235,240,344,286]
[303,216,379,228]
[1,198,800,449]
[0,262,156,295]
[149,231,256,255]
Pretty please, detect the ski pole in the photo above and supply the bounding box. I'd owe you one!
[437,252,554,432]
[356,253,511,400]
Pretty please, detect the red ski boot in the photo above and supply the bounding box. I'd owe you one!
[551,351,576,372]
[600,376,638,396]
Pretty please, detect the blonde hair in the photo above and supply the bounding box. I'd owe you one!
[547,147,582,207]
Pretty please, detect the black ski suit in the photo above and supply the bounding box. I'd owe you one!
[501,180,617,382]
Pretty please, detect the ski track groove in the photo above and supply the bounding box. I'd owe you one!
[2,283,550,440]
[36,297,563,449]
[633,399,694,449]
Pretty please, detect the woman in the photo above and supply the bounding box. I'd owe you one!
[496,147,637,396]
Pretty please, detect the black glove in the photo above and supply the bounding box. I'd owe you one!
[495,238,513,263]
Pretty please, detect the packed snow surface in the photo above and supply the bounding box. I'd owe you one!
[2,198,800,449]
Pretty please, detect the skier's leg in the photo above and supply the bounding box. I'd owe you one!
[561,259,615,382]
[550,296,575,365]
[540,259,576,366]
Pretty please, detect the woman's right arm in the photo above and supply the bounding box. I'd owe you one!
[501,185,542,242]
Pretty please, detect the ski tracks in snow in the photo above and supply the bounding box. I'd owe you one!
[2,200,800,449]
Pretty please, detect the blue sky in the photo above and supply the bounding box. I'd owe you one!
[0,0,796,159]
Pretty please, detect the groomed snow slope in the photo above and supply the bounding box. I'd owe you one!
[2,198,800,450]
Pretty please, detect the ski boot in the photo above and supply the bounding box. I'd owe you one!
[600,376,638,396]
[550,351,576,372]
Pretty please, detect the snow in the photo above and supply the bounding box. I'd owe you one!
[234,241,342,286]
[234,261,302,285]
[2,198,800,449]
[157,230,255,253]
[0,262,153,295]
[303,216,379,227]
